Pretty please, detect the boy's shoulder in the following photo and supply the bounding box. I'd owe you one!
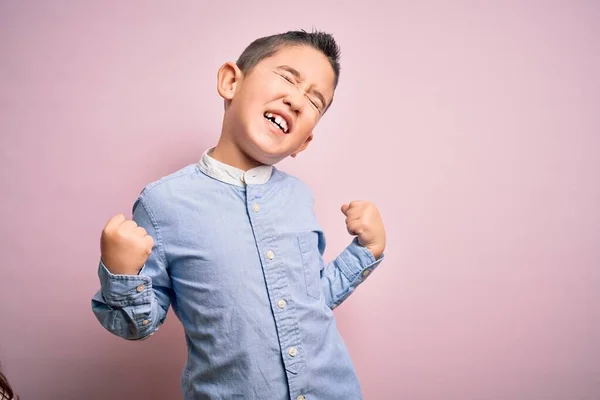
[272,167,316,204]
[137,163,204,200]
[135,163,316,205]
[273,167,313,190]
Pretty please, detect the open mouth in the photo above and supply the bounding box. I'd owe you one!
[264,112,289,134]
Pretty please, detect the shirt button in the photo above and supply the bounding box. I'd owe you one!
[277,299,287,309]
[362,269,372,278]
[266,250,275,260]
[252,203,260,212]
[142,319,150,326]
[288,347,298,357]
[297,396,306,400]
[136,284,145,292]
[240,174,245,183]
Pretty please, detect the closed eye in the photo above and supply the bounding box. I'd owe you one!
[308,97,321,111]
[278,73,295,84]
[276,71,323,112]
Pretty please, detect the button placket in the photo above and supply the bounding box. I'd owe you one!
[246,186,304,375]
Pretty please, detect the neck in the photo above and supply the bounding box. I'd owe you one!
[211,134,263,172]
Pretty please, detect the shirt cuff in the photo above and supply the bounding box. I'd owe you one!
[337,237,384,282]
[98,259,153,308]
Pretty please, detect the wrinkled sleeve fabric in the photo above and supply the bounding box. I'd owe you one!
[91,194,172,340]
[320,236,384,310]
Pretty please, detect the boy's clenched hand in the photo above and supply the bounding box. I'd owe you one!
[341,201,386,260]
[100,214,154,275]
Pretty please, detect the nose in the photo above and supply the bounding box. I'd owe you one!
[283,87,305,113]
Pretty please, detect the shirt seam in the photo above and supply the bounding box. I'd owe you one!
[138,194,168,267]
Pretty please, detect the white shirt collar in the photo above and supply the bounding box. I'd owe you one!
[198,147,273,187]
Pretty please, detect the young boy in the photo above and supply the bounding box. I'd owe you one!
[92,30,386,400]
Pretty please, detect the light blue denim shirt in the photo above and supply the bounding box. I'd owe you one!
[91,148,384,400]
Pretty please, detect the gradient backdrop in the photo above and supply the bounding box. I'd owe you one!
[1,1,599,399]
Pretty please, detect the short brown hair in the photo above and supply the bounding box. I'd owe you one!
[236,29,341,88]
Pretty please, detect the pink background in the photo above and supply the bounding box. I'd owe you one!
[1,1,599,399]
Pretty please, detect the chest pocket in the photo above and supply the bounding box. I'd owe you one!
[297,231,324,300]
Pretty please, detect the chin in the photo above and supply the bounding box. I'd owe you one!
[240,126,290,164]
[242,138,287,166]
[248,144,287,165]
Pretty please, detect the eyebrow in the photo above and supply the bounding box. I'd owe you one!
[276,65,328,109]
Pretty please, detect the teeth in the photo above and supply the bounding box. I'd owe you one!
[263,112,289,133]
[274,116,288,133]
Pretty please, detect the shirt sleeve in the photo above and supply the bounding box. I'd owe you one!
[320,237,384,310]
[91,194,172,340]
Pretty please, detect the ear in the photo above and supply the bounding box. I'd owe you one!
[291,133,314,158]
[217,62,243,102]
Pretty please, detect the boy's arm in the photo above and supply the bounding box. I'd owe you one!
[320,237,384,309]
[91,196,172,340]
[320,200,386,309]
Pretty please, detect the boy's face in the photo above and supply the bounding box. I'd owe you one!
[218,45,336,166]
